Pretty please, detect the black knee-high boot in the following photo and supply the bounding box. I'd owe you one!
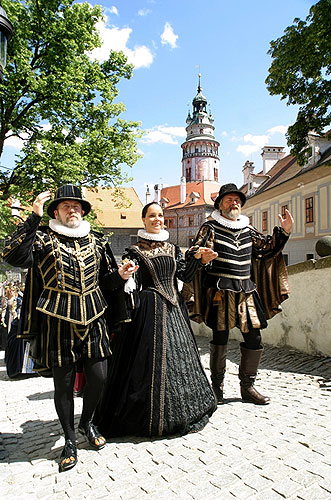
[239,344,270,405]
[210,343,227,404]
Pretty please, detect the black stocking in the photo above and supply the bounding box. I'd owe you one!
[242,329,263,350]
[52,364,76,442]
[80,358,108,426]
[212,330,229,345]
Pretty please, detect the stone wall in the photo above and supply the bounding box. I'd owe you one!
[191,255,331,357]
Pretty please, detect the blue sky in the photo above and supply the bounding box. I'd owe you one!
[2,0,315,203]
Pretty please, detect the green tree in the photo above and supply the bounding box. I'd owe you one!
[0,0,142,238]
[266,0,331,164]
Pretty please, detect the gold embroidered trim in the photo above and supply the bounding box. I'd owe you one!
[158,300,167,436]
[149,294,158,436]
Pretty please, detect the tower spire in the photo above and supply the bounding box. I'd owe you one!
[181,77,220,183]
[198,72,202,93]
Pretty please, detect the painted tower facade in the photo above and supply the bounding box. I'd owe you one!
[181,75,220,183]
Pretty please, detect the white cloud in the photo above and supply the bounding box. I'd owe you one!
[268,125,288,136]
[143,130,178,145]
[237,144,262,156]
[4,134,27,150]
[142,125,186,145]
[138,8,151,16]
[128,45,154,68]
[221,131,228,137]
[90,18,154,69]
[160,22,178,49]
[237,133,269,155]
[236,126,288,157]
[158,126,186,137]
[106,6,118,16]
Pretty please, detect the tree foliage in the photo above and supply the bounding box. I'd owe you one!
[0,0,142,237]
[266,0,331,164]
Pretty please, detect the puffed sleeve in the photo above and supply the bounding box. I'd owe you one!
[175,245,203,283]
[251,226,289,260]
[2,212,42,268]
[99,241,125,290]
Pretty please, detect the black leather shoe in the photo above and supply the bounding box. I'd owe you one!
[78,421,106,450]
[59,439,77,473]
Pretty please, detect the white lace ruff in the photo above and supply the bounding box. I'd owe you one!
[49,219,91,238]
[211,210,249,229]
[137,228,169,241]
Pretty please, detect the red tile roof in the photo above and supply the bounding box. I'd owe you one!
[161,181,220,211]
[84,187,143,229]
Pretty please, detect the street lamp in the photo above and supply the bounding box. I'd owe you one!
[0,5,13,81]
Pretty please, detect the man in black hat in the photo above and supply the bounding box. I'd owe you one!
[191,183,293,405]
[2,186,137,472]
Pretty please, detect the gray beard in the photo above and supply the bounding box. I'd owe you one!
[65,220,81,228]
[57,215,82,229]
[221,208,240,220]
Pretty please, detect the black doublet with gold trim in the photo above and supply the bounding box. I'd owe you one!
[2,212,123,369]
[35,230,108,325]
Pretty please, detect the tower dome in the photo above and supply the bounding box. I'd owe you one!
[181,75,220,183]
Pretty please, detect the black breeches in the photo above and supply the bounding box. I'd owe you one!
[212,329,262,350]
[52,358,108,441]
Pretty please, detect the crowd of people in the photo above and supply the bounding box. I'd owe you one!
[1,182,293,473]
[0,279,35,378]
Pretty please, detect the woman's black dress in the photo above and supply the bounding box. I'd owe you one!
[94,239,216,437]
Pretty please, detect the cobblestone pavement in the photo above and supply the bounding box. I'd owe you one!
[1,337,331,500]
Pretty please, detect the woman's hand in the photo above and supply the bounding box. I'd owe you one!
[33,191,51,217]
[118,260,139,280]
[194,247,218,265]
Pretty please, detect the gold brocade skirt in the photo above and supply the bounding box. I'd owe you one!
[204,288,268,333]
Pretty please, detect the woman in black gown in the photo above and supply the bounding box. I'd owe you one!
[94,202,217,438]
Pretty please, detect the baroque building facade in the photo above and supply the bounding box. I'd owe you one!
[241,133,331,265]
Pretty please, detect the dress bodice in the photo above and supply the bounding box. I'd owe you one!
[128,240,178,305]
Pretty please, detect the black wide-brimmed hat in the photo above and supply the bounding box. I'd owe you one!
[47,184,91,218]
[214,183,246,209]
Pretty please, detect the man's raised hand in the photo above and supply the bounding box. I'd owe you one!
[33,191,51,217]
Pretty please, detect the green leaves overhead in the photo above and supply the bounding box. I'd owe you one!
[266,0,331,164]
[0,0,142,234]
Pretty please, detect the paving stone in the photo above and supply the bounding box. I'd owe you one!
[297,484,331,500]
[1,339,331,500]
[272,477,305,498]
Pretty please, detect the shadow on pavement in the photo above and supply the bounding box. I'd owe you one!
[0,419,62,464]
[28,390,54,401]
[196,337,331,383]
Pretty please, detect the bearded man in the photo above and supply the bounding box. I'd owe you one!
[191,183,293,406]
[2,185,137,472]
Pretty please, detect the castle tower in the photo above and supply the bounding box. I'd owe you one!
[181,75,220,183]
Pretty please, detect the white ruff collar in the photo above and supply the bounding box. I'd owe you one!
[211,210,250,229]
[49,219,91,238]
[137,228,169,241]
